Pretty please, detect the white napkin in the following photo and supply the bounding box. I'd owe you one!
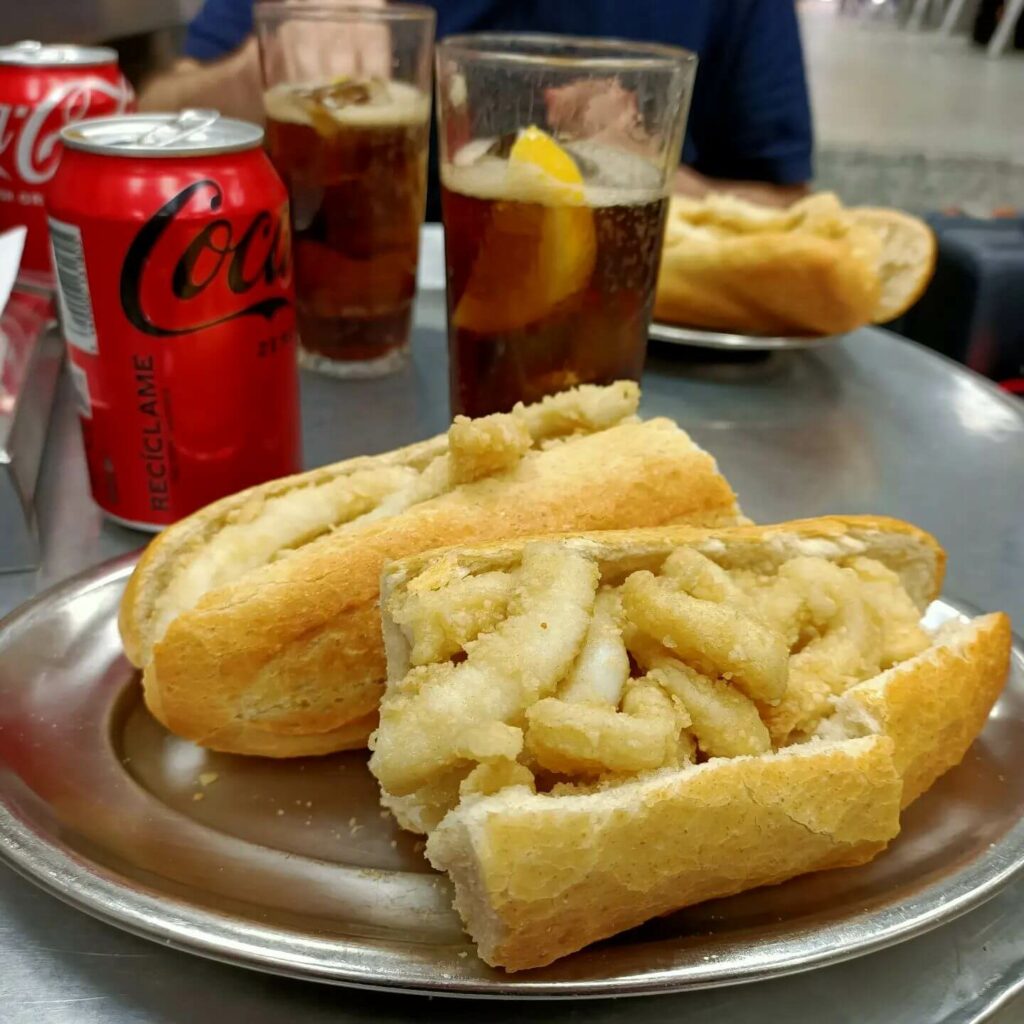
[416,223,446,291]
[0,226,27,317]
[0,226,28,382]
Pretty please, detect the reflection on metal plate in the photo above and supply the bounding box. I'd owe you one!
[649,321,846,352]
[0,555,1022,998]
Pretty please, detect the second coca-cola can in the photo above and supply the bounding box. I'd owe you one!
[0,40,134,286]
[47,111,302,529]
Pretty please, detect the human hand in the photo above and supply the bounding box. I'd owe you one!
[544,78,642,146]
[138,37,264,123]
[257,0,390,85]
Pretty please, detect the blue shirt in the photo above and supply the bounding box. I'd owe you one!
[186,0,813,193]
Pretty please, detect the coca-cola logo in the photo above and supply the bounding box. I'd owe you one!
[120,178,292,338]
[0,76,132,185]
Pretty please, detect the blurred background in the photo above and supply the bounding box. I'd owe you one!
[7,0,1022,211]
[4,0,1022,389]
[800,0,1024,394]
[805,0,1024,213]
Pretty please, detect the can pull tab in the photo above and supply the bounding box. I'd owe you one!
[127,109,222,149]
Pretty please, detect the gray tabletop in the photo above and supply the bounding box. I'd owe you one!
[1,290,1022,1023]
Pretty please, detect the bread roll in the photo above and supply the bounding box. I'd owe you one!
[371,516,1010,970]
[850,206,937,323]
[654,192,935,336]
[119,382,744,757]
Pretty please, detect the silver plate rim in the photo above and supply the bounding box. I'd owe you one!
[649,321,846,351]
[1,554,1023,1000]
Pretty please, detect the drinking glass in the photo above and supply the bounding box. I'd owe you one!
[436,34,696,416]
[256,3,435,378]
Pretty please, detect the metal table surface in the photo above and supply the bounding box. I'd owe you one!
[1,289,1022,1024]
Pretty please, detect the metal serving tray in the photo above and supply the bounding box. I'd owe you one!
[648,321,846,352]
[0,555,1021,998]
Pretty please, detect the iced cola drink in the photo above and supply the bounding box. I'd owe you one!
[264,79,430,376]
[437,34,695,415]
[443,134,669,418]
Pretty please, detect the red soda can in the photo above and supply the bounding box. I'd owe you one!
[46,111,302,530]
[0,41,134,286]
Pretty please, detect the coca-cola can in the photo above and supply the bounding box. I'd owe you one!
[47,111,302,530]
[0,40,134,286]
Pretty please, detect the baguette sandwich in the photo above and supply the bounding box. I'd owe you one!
[119,382,744,757]
[654,192,936,336]
[369,516,1011,970]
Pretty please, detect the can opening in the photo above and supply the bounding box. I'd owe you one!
[0,40,118,68]
[59,112,265,157]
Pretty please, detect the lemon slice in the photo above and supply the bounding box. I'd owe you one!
[453,127,597,334]
[506,126,588,203]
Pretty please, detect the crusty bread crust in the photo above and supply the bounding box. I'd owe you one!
[653,193,883,336]
[378,518,1008,971]
[831,612,1011,806]
[131,417,741,757]
[427,735,902,971]
[119,433,447,668]
[850,206,938,323]
[655,230,882,336]
[652,193,936,336]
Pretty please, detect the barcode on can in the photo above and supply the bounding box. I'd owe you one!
[49,217,98,354]
[67,358,93,419]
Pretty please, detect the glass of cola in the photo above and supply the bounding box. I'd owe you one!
[436,34,696,416]
[256,3,435,378]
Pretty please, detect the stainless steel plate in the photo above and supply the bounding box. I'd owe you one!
[0,555,1022,999]
[649,321,846,351]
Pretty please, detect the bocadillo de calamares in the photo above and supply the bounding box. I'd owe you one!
[370,516,1010,970]
[120,382,744,756]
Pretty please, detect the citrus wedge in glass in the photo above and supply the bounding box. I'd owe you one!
[453,127,597,334]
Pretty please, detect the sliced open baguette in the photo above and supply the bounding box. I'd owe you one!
[850,206,937,323]
[654,192,935,336]
[370,516,1011,970]
[119,382,744,757]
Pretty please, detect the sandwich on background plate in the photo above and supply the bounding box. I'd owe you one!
[654,191,936,337]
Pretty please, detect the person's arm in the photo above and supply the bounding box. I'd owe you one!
[139,0,388,122]
[138,38,263,122]
[682,0,814,207]
[138,0,260,118]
